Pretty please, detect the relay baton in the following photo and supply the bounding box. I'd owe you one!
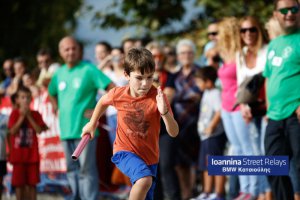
[72,133,91,161]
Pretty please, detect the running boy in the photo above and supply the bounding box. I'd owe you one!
[8,87,47,200]
[82,47,179,200]
[192,67,227,200]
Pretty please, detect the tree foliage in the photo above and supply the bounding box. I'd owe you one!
[91,0,187,36]
[91,0,274,42]
[0,0,83,66]
[197,0,274,22]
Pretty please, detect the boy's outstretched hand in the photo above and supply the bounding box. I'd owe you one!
[156,86,168,116]
[81,122,97,139]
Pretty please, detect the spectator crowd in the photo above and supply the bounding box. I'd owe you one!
[1,0,300,200]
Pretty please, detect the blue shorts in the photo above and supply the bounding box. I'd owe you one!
[111,151,158,200]
[199,132,227,170]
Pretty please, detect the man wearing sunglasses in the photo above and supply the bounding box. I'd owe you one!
[263,0,300,200]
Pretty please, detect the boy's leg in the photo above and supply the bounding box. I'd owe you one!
[11,164,26,200]
[214,175,226,196]
[112,151,158,200]
[27,163,39,200]
[129,176,152,200]
[26,185,37,200]
[15,186,24,200]
[203,170,213,193]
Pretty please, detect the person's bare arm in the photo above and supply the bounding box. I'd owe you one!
[240,104,252,124]
[82,95,109,138]
[264,78,269,121]
[163,87,176,104]
[105,82,116,92]
[296,105,300,122]
[6,130,11,158]
[26,112,48,134]
[9,114,25,135]
[161,111,179,137]
[98,55,112,70]
[157,87,179,137]
[49,95,58,114]
[205,111,221,136]
[6,77,20,96]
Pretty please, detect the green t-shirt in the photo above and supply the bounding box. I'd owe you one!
[48,61,111,139]
[263,30,300,120]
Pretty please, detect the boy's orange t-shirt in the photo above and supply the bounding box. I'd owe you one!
[102,85,168,165]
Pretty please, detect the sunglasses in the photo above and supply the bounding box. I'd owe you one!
[240,27,258,34]
[207,32,218,36]
[277,6,299,15]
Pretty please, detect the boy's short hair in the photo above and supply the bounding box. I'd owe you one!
[194,66,218,83]
[11,86,31,106]
[16,86,31,96]
[124,47,155,75]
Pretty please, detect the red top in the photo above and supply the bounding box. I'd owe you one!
[8,109,46,164]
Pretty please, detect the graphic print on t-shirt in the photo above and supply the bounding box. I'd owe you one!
[123,102,150,139]
[15,122,33,148]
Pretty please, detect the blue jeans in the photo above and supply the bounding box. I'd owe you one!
[61,137,99,200]
[249,117,270,194]
[221,110,258,196]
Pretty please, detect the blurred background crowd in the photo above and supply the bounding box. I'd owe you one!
[1,0,300,200]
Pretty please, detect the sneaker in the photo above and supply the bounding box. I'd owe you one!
[234,193,257,200]
[243,194,257,200]
[207,193,226,200]
[233,193,247,200]
[190,192,209,200]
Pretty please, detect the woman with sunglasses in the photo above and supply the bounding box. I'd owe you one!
[217,17,258,200]
[236,16,271,200]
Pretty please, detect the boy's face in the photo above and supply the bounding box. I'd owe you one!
[195,78,206,91]
[16,91,31,108]
[125,70,154,97]
[195,78,214,91]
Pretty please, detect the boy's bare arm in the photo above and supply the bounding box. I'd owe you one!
[163,87,175,104]
[9,114,25,135]
[161,112,179,137]
[26,113,48,134]
[82,95,109,138]
[205,111,221,136]
[157,86,179,137]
